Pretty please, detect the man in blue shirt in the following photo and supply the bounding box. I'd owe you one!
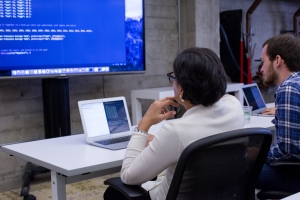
[256,34,300,193]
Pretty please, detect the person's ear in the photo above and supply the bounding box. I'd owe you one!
[274,55,284,68]
[179,87,184,97]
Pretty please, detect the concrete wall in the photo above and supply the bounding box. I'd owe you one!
[220,0,300,102]
[0,0,299,192]
[220,0,300,77]
[180,0,220,54]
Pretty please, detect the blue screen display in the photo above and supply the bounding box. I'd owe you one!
[0,0,145,78]
[243,86,265,111]
[104,100,130,134]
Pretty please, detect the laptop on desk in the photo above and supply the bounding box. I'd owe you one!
[241,83,274,117]
[78,97,132,150]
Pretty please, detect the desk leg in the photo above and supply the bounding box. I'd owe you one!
[51,171,66,200]
[131,97,142,126]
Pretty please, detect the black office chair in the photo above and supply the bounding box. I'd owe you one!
[256,160,300,200]
[103,127,272,200]
[20,162,50,200]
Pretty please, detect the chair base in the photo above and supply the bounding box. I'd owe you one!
[20,162,50,198]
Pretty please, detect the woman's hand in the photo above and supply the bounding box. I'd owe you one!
[137,97,179,132]
[262,107,275,115]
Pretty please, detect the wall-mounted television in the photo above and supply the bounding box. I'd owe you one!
[0,0,145,79]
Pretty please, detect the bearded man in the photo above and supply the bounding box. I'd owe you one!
[256,34,300,193]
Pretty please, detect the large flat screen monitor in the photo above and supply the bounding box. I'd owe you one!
[0,0,145,79]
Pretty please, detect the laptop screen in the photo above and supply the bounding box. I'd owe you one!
[242,85,265,111]
[81,100,130,137]
[104,100,130,134]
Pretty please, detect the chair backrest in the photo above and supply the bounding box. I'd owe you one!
[166,128,272,200]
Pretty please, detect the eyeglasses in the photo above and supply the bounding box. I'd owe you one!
[167,72,177,84]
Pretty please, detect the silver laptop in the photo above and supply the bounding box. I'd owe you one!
[241,83,274,117]
[78,97,132,150]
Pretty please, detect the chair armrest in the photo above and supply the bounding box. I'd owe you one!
[270,160,300,168]
[104,177,148,198]
[257,190,293,200]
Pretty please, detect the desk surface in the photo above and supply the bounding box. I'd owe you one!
[1,123,164,177]
[245,115,274,130]
[245,103,275,130]
[2,134,125,177]
[1,104,276,200]
[282,192,300,200]
[1,114,275,178]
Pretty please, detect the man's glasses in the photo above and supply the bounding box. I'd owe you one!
[167,72,176,84]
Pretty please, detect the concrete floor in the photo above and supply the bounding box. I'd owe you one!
[0,172,120,200]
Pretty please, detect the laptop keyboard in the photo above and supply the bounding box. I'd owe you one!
[95,135,132,146]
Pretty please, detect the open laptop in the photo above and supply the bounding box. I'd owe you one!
[78,97,132,150]
[241,83,274,117]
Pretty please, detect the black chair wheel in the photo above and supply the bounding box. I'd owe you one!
[23,194,36,200]
[20,186,29,197]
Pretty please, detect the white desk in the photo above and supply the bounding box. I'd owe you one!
[0,124,163,200]
[245,115,275,131]
[131,83,244,125]
[1,115,273,200]
[282,192,300,200]
[1,134,124,200]
[245,103,275,134]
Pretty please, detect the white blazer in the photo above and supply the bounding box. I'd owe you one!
[121,94,245,200]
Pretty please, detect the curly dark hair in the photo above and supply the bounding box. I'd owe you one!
[173,47,227,107]
[263,34,300,72]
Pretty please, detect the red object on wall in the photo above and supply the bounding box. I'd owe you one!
[240,33,244,83]
[247,57,252,84]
